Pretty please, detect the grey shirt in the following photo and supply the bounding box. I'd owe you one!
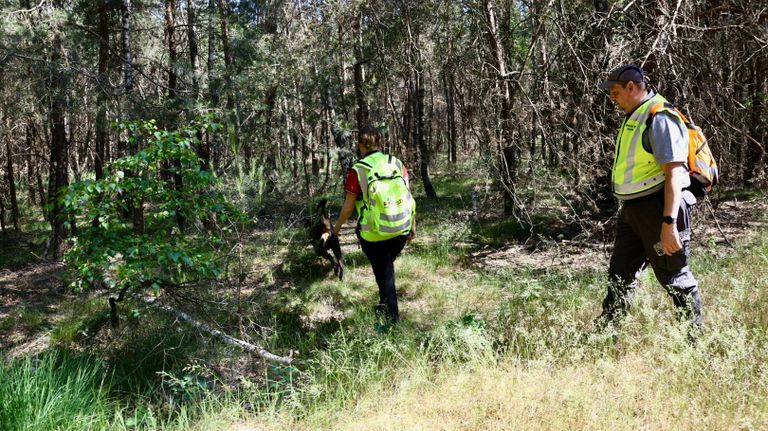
[640,92,691,189]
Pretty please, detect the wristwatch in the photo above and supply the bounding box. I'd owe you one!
[662,216,676,225]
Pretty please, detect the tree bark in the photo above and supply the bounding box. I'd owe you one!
[94,0,110,229]
[25,135,35,211]
[484,0,516,214]
[120,0,143,234]
[205,0,217,171]
[48,27,69,259]
[187,0,200,101]
[353,13,369,129]
[218,0,244,166]
[29,124,47,220]
[0,192,5,234]
[5,127,20,232]
[166,0,179,111]
[121,0,133,93]
[165,0,185,231]
[414,71,436,198]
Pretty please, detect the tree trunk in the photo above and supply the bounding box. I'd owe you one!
[29,124,47,219]
[5,128,20,232]
[25,135,35,211]
[206,0,217,171]
[165,0,185,232]
[187,0,200,100]
[121,0,143,234]
[121,0,133,93]
[94,0,110,228]
[166,0,179,113]
[414,71,436,198]
[444,67,457,164]
[263,86,278,193]
[0,192,5,234]
[442,1,458,164]
[218,0,244,166]
[744,55,766,182]
[48,28,68,259]
[353,13,369,129]
[187,0,208,170]
[484,0,516,214]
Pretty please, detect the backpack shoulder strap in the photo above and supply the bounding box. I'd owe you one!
[355,159,373,169]
[646,101,676,128]
[646,101,691,129]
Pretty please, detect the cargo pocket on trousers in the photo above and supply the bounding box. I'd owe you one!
[664,239,690,272]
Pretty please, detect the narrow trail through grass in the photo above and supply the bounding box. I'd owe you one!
[1,185,767,430]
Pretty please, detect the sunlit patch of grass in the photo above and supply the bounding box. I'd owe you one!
[0,227,48,270]
[245,222,768,430]
[49,296,111,344]
[18,308,46,327]
[714,188,765,201]
[0,307,48,337]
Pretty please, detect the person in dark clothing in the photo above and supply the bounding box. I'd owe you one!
[596,64,703,333]
[334,125,415,324]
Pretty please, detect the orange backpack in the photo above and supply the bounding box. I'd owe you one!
[648,102,719,197]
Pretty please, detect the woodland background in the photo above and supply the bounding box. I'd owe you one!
[0,0,765,247]
[1,1,768,430]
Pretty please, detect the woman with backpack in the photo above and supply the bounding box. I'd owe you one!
[334,125,416,325]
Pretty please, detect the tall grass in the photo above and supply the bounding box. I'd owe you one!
[0,350,112,431]
[274,235,768,430]
[6,167,767,430]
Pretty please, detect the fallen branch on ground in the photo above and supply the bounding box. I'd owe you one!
[139,295,294,365]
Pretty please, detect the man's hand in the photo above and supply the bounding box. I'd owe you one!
[660,223,682,256]
[660,162,686,256]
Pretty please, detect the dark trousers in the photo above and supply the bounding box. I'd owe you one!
[602,190,703,327]
[359,234,408,322]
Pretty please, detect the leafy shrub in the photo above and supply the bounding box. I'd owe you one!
[62,119,244,294]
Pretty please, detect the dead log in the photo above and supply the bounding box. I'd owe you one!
[140,295,294,365]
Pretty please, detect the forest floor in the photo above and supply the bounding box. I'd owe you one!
[1,194,765,359]
[0,194,768,430]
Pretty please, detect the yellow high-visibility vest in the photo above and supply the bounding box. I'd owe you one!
[612,93,686,199]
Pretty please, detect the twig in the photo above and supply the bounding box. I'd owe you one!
[642,0,684,66]
[710,108,765,152]
[3,0,45,15]
[703,195,735,249]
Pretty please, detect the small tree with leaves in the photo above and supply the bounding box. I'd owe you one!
[62,119,243,325]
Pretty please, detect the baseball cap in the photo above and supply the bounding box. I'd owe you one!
[599,64,646,89]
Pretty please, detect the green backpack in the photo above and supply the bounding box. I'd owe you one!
[354,152,415,242]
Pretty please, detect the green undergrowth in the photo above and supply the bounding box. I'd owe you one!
[2,167,767,429]
[0,226,49,271]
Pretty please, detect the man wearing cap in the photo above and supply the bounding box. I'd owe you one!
[596,64,702,335]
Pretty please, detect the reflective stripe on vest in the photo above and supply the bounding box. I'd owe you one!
[359,218,411,233]
[612,93,685,199]
[353,152,414,241]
